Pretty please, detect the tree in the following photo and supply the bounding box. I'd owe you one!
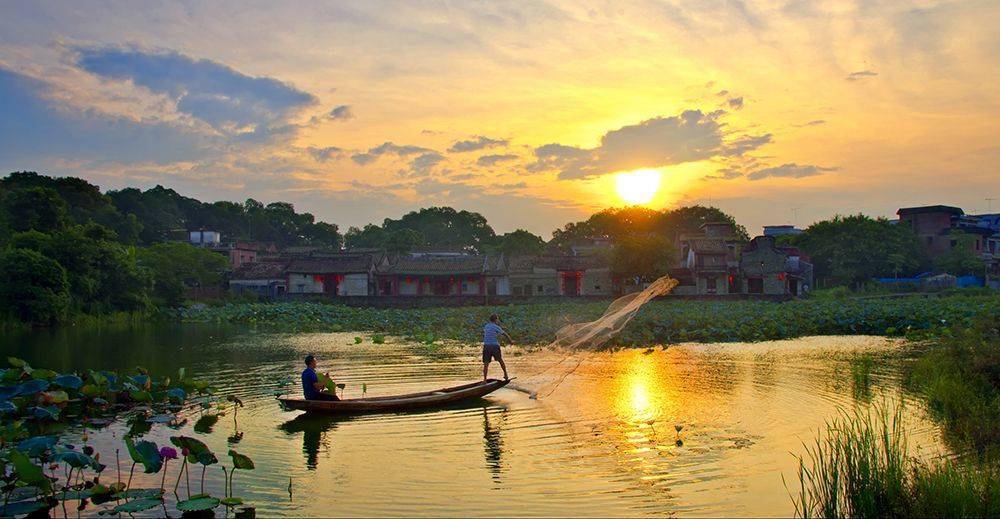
[344,224,387,249]
[381,229,424,253]
[0,248,70,325]
[933,232,985,276]
[490,230,546,256]
[138,243,228,306]
[787,214,928,287]
[2,186,68,233]
[382,207,496,252]
[610,234,674,282]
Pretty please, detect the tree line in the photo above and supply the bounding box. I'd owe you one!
[0,171,986,325]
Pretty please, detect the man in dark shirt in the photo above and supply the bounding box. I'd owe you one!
[301,354,339,401]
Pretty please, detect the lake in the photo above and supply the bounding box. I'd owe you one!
[0,325,950,517]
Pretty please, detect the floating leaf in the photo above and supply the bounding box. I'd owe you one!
[40,390,69,405]
[104,497,162,514]
[53,450,101,470]
[53,374,84,390]
[111,488,163,500]
[0,385,20,400]
[129,389,152,403]
[31,405,60,421]
[147,413,177,424]
[0,500,51,516]
[176,495,220,512]
[228,450,255,470]
[194,414,219,433]
[221,497,244,506]
[56,489,95,500]
[0,401,16,413]
[170,436,218,466]
[7,357,28,368]
[17,379,49,396]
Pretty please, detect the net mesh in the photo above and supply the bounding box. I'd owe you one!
[511,275,679,398]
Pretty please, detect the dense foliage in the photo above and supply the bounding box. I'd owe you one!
[780,214,929,287]
[174,293,1000,346]
[0,358,257,516]
[611,234,673,281]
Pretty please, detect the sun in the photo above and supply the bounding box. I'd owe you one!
[615,169,661,205]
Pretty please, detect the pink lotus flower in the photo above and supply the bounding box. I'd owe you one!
[159,446,178,460]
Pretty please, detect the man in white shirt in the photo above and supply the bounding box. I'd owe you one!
[482,313,512,381]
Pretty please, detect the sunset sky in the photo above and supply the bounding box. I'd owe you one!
[1,1,997,237]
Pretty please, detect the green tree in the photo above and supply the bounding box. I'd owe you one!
[383,207,496,252]
[344,224,387,249]
[0,248,70,324]
[610,234,674,282]
[788,214,928,287]
[490,229,546,256]
[2,186,68,233]
[137,243,228,306]
[933,232,985,276]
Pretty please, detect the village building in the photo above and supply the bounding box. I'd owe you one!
[375,253,509,296]
[286,253,377,296]
[763,225,803,236]
[739,235,813,296]
[671,222,742,295]
[897,205,990,261]
[228,261,288,299]
[507,254,613,296]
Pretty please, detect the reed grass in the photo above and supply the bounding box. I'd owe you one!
[789,402,998,518]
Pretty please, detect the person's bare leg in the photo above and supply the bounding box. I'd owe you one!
[483,361,489,381]
[498,359,509,380]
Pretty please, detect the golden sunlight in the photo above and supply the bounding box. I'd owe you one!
[615,169,661,205]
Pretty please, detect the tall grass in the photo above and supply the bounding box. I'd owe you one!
[789,403,998,518]
[850,354,875,401]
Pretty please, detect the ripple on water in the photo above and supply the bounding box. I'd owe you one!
[0,329,952,517]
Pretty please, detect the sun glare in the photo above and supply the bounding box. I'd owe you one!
[615,169,661,205]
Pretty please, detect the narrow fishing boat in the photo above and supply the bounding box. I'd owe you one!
[277,378,511,414]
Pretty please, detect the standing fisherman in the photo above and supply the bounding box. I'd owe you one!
[483,314,512,381]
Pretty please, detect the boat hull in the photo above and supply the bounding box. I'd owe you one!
[277,378,510,414]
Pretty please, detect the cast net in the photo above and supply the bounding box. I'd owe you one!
[511,275,679,398]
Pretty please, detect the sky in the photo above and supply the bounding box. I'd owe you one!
[1,0,998,238]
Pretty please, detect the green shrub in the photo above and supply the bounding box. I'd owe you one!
[0,248,70,325]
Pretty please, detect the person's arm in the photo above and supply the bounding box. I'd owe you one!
[502,328,513,344]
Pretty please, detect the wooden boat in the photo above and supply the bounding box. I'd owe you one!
[277,378,511,414]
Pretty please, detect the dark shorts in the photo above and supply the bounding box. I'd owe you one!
[483,343,502,364]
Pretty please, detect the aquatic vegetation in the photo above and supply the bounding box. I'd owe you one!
[849,354,875,401]
[0,357,257,516]
[175,293,1000,346]
[788,403,998,518]
[906,316,1000,457]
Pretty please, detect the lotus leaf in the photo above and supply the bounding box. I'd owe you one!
[221,497,244,506]
[194,413,219,433]
[40,390,69,405]
[0,499,51,516]
[17,379,49,396]
[17,435,57,457]
[111,488,163,500]
[53,450,102,470]
[105,497,162,514]
[80,384,102,397]
[30,369,58,380]
[130,389,152,402]
[53,374,84,390]
[228,449,255,470]
[31,405,60,420]
[7,357,27,368]
[131,374,151,390]
[0,401,18,413]
[56,489,95,500]
[1,369,22,383]
[133,440,163,473]
[9,450,50,491]
[147,413,177,424]
[0,385,20,400]
[176,495,220,512]
[166,387,186,403]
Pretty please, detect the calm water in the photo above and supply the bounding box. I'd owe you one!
[0,325,950,517]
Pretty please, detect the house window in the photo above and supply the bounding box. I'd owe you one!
[537,285,544,294]
[594,285,601,291]
[705,276,717,293]
[748,278,763,294]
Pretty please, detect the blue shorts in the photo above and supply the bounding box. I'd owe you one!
[482,343,502,363]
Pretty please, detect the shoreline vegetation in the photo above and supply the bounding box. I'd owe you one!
[171,291,1000,346]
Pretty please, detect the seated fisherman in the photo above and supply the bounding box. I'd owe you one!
[302,354,339,401]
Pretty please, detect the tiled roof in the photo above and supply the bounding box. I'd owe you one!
[231,261,287,280]
[287,255,372,274]
[378,254,488,275]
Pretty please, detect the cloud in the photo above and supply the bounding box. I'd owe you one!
[75,46,315,135]
[703,168,744,180]
[405,152,445,176]
[329,104,353,120]
[448,135,508,152]
[726,96,744,110]
[306,146,343,162]
[351,141,433,165]
[0,66,209,165]
[800,119,826,127]
[527,110,770,179]
[746,163,838,180]
[476,153,519,166]
[846,70,878,81]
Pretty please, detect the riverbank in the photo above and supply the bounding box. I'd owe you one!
[174,292,1000,346]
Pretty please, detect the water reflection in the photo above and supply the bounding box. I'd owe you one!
[482,407,508,486]
[279,413,354,470]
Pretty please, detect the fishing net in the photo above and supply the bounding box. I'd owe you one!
[512,275,679,398]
